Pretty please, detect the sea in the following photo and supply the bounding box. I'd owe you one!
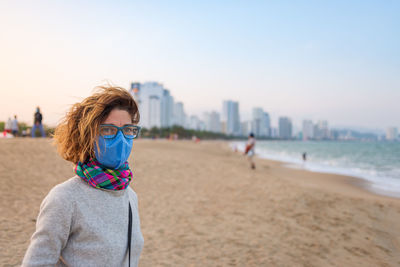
[231,140,400,198]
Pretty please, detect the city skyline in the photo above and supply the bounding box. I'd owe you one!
[129,80,397,140]
[0,1,399,130]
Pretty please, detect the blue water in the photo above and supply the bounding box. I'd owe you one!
[231,140,400,197]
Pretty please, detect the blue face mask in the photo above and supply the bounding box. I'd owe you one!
[94,131,133,169]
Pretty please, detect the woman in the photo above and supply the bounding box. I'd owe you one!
[22,86,144,267]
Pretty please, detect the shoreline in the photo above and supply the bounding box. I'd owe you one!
[267,157,400,201]
[229,140,400,200]
[247,149,400,202]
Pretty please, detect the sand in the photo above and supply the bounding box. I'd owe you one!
[1,138,400,267]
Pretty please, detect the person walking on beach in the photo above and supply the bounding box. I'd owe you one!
[31,107,46,137]
[11,115,19,136]
[244,133,256,169]
[22,86,144,266]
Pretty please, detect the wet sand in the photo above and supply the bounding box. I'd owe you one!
[1,138,400,266]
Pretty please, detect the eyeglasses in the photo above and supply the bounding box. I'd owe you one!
[99,124,141,139]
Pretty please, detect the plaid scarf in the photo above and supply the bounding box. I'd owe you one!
[75,159,132,190]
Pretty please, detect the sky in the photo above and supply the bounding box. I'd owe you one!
[0,0,399,130]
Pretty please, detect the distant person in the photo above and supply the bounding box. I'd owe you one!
[5,117,12,133]
[31,107,46,137]
[244,133,256,169]
[302,152,307,162]
[22,86,143,266]
[11,115,19,136]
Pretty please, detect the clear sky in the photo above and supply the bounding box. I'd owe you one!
[0,0,399,130]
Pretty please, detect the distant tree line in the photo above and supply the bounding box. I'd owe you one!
[140,125,236,140]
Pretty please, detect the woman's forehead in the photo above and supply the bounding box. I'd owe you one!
[102,109,132,127]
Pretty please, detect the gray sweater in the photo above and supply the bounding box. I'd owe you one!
[22,176,144,267]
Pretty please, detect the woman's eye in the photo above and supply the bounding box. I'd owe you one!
[124,128,134,134]
[102,127,114,135]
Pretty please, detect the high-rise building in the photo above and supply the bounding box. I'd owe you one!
[278,117,292,139]
[386,127,398,141]
[251,107,270,137]
[302,120,314,140]
[252,108,262,136]
[241,121,252,137]
[189,115,199,130]
[270,127,278,138]
[262,112,271,137]
[188,115,205,131]
[161,89,174,128]
[314,120,329,140]
[137,82,164,128]
[173,102,186,127]
[204,111,221,133]
[222,100,240,136]
[203,112,210,130]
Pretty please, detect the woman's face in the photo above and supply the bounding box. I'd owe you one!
[95,108,134,169]
[102,108,132,127]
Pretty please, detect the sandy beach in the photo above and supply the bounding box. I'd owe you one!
[1,138,400,266]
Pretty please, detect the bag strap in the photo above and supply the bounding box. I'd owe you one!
[128,202,132,267]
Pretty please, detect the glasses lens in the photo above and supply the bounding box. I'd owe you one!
[123,126,139,139]
[100,126,117,138]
